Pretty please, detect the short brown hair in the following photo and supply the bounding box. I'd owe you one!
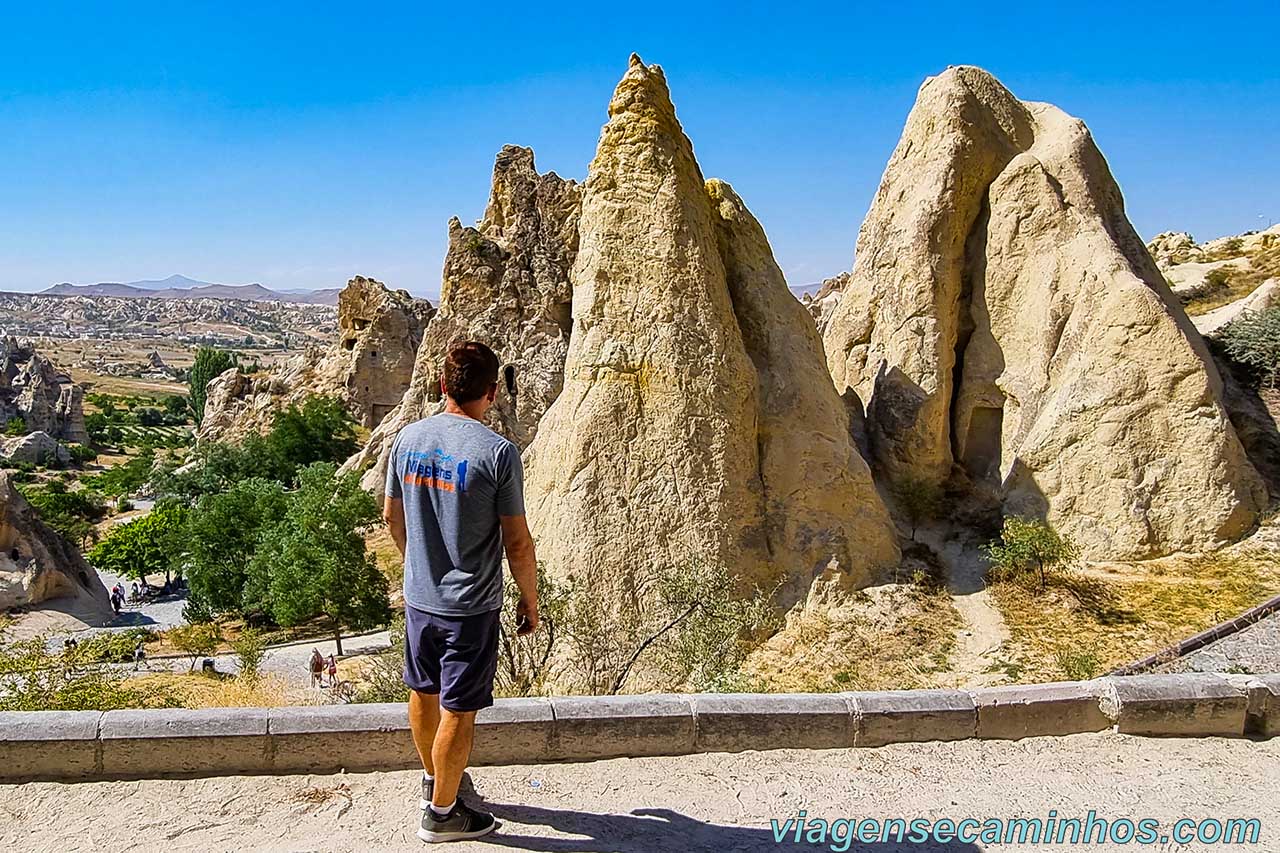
[443,341,500,403]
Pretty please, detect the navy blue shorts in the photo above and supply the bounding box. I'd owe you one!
[403,605,501,712]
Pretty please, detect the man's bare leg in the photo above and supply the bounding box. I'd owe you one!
[408,690,441,775]
[431,708,477,809]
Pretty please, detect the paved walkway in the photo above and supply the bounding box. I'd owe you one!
[3,733,1276,851]
[1155,610,1280,676]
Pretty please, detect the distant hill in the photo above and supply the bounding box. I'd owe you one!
[41,274,342,306]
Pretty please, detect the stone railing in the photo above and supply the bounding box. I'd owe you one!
[1,672,1276,782]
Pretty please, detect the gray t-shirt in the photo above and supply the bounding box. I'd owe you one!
[385,412,525,616]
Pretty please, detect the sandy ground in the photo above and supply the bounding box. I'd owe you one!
[917,526,1010,688]
[1,733,1275,852]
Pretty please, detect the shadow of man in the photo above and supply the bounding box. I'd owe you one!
[474,801,983,853]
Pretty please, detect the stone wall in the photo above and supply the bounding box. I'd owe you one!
[1,673,1275,782]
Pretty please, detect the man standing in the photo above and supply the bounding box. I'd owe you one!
[383,340,539,844]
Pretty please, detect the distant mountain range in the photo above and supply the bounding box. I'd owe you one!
[41,274,341,305]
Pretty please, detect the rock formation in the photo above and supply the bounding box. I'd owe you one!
[1194,279,1278,336]
[822,66,1266,559]
[343,145,582,490]
[0,472,111,617]
[197,277,433,443]
[0,337,88,444]
[800,272,850,334]
[1,431,71,466]
[522,56,899,612]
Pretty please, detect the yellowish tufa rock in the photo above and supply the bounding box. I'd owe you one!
[822,66,1266,559]
[522,56,899,615]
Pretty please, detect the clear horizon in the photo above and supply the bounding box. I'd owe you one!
[2,2,1277,299]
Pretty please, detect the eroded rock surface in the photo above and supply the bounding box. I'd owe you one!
[0,337,87,444]
[822,66,1265,559]
[197,277,433,443]
[523,56,898,616]
[0,472,111,617]
[344,145,581,490]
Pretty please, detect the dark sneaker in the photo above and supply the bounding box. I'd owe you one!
[418,800,497,844]
[419,773,434,811]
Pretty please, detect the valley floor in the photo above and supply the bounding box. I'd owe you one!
[3,733,1275,852]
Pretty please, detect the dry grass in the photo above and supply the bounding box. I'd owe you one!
[1183,245,1280,314]
[991,546,1280,682]
[125,672,320,708]
[744,582,960,692]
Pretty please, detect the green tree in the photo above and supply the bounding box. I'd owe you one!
[88,501,187,584]
[188,348,237,424]
[250,463,389,654]
[4,417,25,436]
[21,480,107,549]
[184,478,288,617]
[163,394,190,419]
[983,516,1080,590]
[86,450,156,504]
[168,622,223,671]
[264,396,359,479]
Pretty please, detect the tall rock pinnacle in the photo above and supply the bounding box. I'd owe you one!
[523,57,899,631]
[822,66,1266,559]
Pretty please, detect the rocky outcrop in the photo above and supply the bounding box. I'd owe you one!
[523,56,898,614]
[1,432,70,466]
[822,66,1266,559]
[1195,279,1279,336]
[800,272,850,334]
[0,472,111,617]
[343,145,582,490]
[0,337,88,444]
[197,277,433,443]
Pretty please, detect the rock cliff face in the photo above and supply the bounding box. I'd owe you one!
[0,472,111,617]
[197,277,433,443]
[523,56,898,611]
[0,337,87,444]
[344,145,581,490]
[822,66,1266,559]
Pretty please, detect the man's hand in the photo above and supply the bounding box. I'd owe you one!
[515,594,539,635]
[500,514,539,636]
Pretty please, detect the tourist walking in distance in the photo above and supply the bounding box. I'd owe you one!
[326,653,338,686]
[384,340,539,844]
[308,648,324,688]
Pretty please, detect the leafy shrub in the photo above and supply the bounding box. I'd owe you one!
[1216,306,1280,388]
[4,417,26,436]
[0,638,182,711]
[229,629,267,679]
[70,628,156,664]
[168,622,223,671]
[983,516,1080,590]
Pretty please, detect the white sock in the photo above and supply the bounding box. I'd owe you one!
[423,771,434,782]
[430,800,455,817]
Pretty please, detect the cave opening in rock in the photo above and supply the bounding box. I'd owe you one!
[342,338,357,351]
[503,365,517,398]
[962,405,1004,482]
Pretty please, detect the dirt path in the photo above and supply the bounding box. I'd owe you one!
[917,525,1011,686]
[3,733,1275,852]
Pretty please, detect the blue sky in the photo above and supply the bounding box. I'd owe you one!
[2,2,1277,298]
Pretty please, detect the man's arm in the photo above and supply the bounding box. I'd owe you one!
[499,514,538,635]
[383,495,407,557]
